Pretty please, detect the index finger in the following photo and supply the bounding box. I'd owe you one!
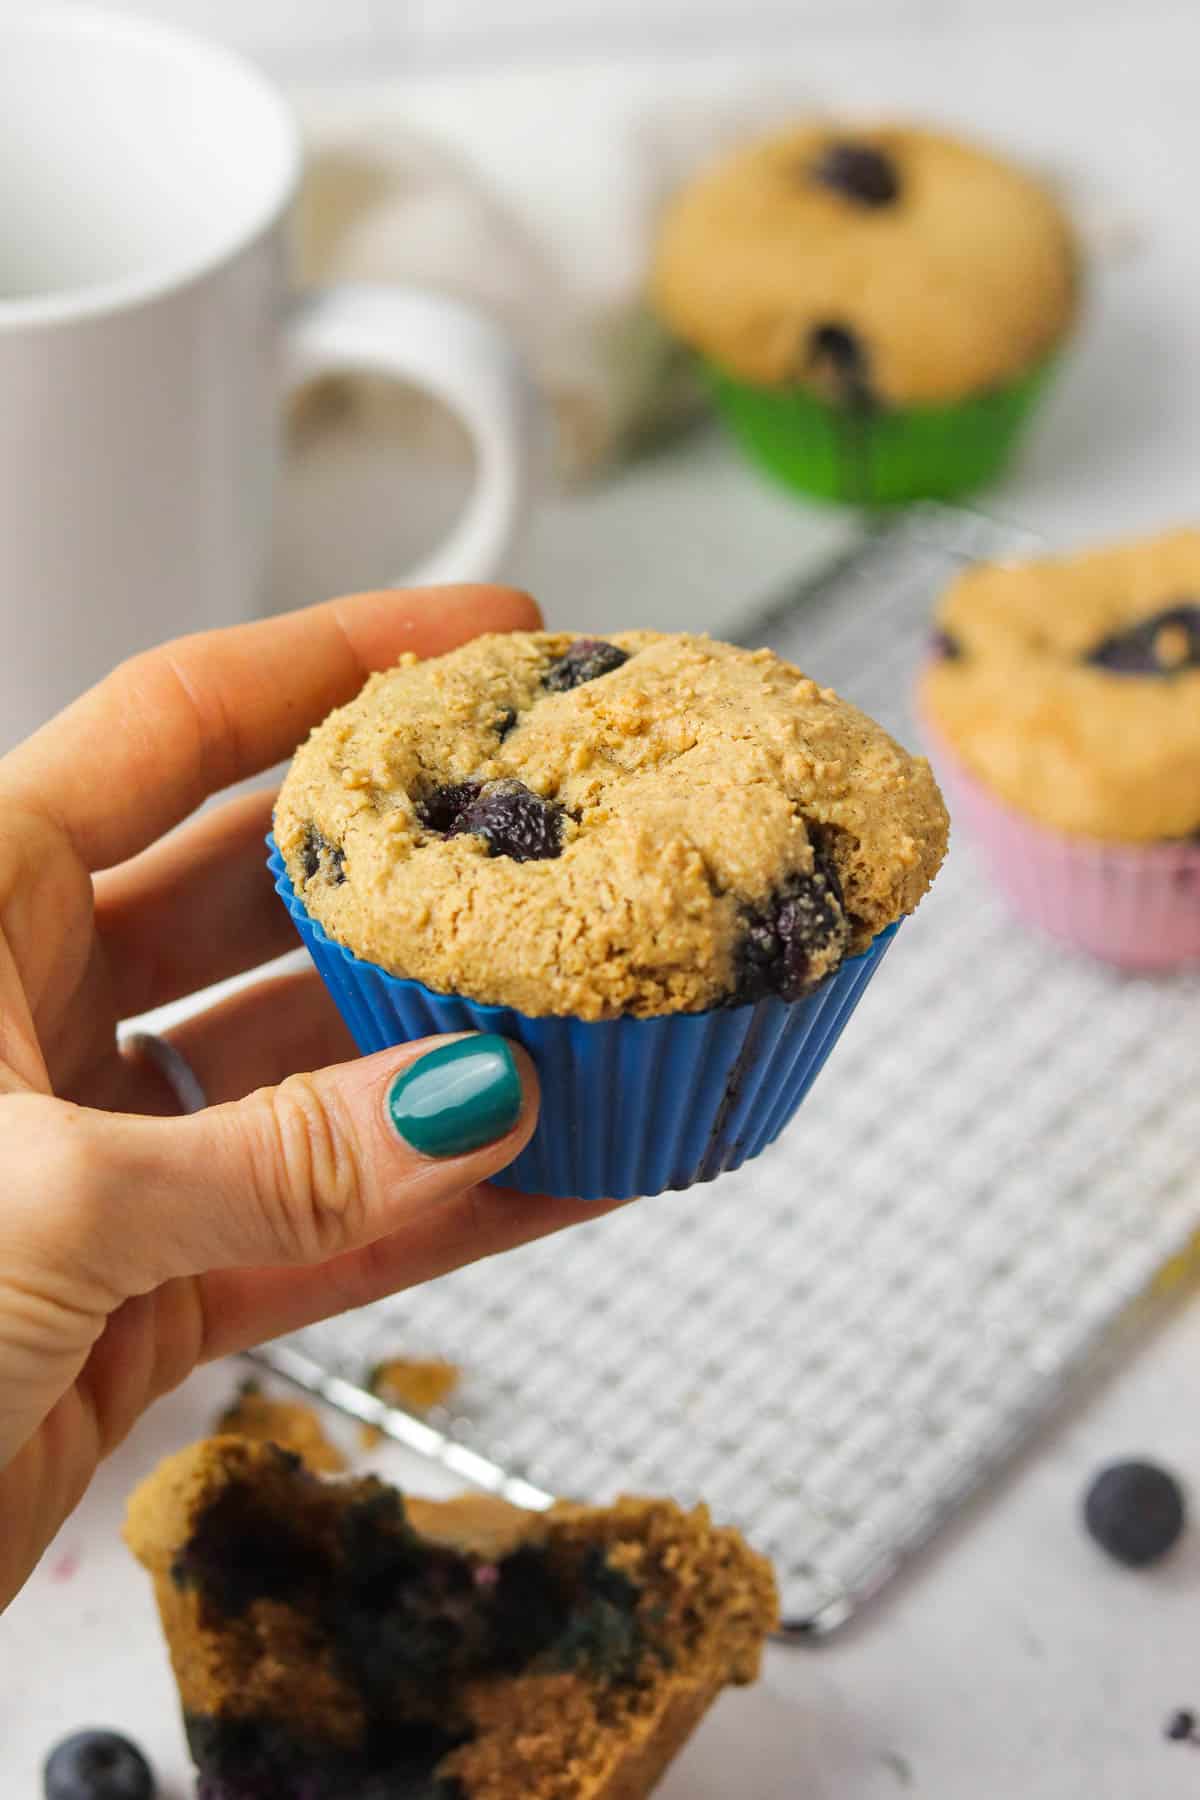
[2,583,540,871]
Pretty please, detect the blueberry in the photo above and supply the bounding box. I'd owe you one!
[1085,602,1200,675]
[811,141,901,207]
[415,782,482,836]
[455,780,565,862]
[544,639,630,692]
[807,323,874,409]
[300,827,346,886]
[44,1731,155,1800]
[733,848,851,1004]
[930,629,964,662]
[417,778,564,860]
[1166,1709,1199,1744]
[1083,1460,1186,1567]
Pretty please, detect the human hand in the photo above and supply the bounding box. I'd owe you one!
[0,584,600,1610]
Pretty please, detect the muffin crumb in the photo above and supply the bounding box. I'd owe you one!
[215,1379,345,1474]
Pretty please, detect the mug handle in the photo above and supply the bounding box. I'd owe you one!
[282,284,545,585]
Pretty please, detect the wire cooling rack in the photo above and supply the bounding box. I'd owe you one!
[251,505,1200,1636]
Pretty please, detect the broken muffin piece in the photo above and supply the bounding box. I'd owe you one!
[125,1437,778,1800]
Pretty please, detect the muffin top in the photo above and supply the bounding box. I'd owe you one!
[275,630,947,1019]
[653,122,1078,407]
[919,529,1200,841]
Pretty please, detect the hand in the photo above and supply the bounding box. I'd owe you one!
[0,585,602,1610]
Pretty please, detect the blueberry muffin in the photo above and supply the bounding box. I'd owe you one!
[653,122,1080,503]
[275,629,947,1019]
[272,627,947,1196]
[918,528,1200,969]
[125,1436,779,1800]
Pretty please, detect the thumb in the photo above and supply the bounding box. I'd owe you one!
[29,1034,538,1296]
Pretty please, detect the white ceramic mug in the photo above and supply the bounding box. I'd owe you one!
[0,6,543,750]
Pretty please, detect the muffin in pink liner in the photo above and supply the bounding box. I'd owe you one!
[919,529,1200,971]
[922,719,1200,969]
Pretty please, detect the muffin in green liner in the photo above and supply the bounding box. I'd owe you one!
[655,122,1079,506]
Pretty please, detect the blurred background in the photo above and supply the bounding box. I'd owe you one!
[71,0,1200,636]
[59,0,1195,66]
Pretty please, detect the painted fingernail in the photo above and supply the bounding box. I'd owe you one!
[386,1035,523,1159]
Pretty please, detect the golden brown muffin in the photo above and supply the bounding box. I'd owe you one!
[125,1437,779,1800]
[275,629,947,1019]
[653,121,1078,407]
[919,528,1200,841]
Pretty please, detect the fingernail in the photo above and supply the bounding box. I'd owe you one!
[386,1035,523,1159]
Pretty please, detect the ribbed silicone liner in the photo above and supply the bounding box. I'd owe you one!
[923,726,1200,972]
[707,356,1057,506]
[269,841,899,1200]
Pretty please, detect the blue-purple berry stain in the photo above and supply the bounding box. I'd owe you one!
[173,1447,645,1799]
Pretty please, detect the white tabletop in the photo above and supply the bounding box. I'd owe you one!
[8,17,1200,1796]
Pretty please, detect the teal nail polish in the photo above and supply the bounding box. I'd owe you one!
[386,1035,522,1159]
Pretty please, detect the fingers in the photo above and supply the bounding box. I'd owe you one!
[124,968,354,1111]
[6,1035,539,1304]
[196,1185,622,1361]
[2,583,540,872]
[94,790,293,1016]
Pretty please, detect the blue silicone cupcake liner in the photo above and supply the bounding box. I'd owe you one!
[268,840,899,1201]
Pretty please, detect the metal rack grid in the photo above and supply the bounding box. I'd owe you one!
[251,506,1200,1636]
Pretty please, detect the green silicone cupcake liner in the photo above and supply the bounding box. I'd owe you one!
[707,356,1058,507]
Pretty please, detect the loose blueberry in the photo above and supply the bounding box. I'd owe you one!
[1083,1460,1186,1567]
[1166,1709,1199,1744]
[733,848,851,1004]
[455,780,565,862]
[1085,602,1200,676]
[811,140,901,207]
[44,1731,156,1800]
[544,639,630,692]
[930,629,963,662]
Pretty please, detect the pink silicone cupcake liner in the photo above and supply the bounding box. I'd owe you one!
[923,726,1200,971]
